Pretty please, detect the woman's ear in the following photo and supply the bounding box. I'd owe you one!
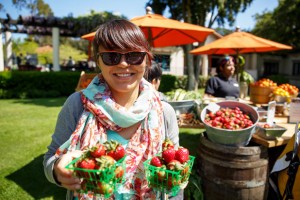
[151,78,157,85]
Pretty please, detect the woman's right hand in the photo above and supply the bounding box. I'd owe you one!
[53,150,82,191]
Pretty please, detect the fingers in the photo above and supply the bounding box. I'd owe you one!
[60,178,81,191]
[54,150,83,191]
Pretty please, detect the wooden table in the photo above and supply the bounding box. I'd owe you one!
[251,117,296,148]
[179,123,204,129]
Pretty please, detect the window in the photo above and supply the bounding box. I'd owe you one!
[292,61,300,75]
[263,61,279,76]
[154,54,170,71]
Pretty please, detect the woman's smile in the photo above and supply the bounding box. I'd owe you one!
[114,73,135,77]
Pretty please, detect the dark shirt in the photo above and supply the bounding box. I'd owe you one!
[205,75,240,98]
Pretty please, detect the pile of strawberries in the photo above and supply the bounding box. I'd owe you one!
[146,139,193,192]
[204,107,254,130]
[69,140,126,197]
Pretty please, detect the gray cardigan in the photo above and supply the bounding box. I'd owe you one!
[43,91,181,199]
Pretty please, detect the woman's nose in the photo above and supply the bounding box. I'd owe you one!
[118,55,130,68]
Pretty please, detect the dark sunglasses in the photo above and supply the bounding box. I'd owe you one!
[97,52,147,66]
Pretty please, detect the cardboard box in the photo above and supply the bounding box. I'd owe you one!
[289,98,300,123]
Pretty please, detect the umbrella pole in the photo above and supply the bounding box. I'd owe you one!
[147,28,154,47]
[235,50,240,82]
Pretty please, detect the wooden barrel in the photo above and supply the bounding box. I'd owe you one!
[198,135,269,200]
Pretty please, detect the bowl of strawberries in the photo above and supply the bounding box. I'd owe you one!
[143,139,195,196]
[200,101,259,146]
[65,140,126,198]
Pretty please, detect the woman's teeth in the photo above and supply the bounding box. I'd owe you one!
[116,73,131,77]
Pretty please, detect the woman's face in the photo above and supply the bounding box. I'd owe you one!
[97,47,147,95]
[220,58,235,78]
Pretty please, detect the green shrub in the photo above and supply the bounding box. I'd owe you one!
[0,71,81,99]
[174,75,188,89]
[172,75,209,90]
[159,74,177,93]
[267,75,289,85]
[198,76,210,88]
[0,71,210,99]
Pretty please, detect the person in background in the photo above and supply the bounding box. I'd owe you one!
[67,56,75,67]
[144,61,167,101]
[204,55,240,98]
[16,53,23,67]
[43,19,180,200]
[144,61,182,199]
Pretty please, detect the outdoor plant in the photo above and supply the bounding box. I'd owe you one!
[184,168,204,200]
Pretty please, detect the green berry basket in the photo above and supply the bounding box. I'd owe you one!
[143,155,195,196]
[65,156,126,198]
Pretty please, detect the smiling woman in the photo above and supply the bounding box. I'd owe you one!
[43,19,181,200]
[204,56,240,98]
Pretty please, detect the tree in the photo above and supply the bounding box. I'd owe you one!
[9,0,53,16]
[252,0,300,50]
[146,0,254,90]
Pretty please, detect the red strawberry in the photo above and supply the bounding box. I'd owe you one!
[77,157,97,169]
[96,155,115,169]
[167,175,181,189]
[104,140,126,161]
[175,147,189,164]
[97,181,113,195]
[113,145,126,161]
[181,164,190,182]
[114,165,125,180]
[162,138,174,150]
[157,165,167,182]
[167,160,183,171]
[76,157,97,179]
[150,156,163,167]
[80,179,87,191]
[162,148,176,164]
[90,143,106,158]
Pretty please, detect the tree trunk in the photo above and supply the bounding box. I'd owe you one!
[186,44,195,91]
[194,55,201,91]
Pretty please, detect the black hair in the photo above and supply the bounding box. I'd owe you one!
[144,61,162,82]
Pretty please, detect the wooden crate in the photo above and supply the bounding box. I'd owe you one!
[75,71,97,91]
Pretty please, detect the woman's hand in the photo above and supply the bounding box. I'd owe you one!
[53,150,82,191]
[203,93,214,99]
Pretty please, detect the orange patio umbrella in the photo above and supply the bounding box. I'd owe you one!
[190,28,292,55]
[129,13,214,47]
[81,8,214,48]
[81,32,96,42]
[190,28,292,82]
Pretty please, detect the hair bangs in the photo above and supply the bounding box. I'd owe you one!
[93,19,153,62]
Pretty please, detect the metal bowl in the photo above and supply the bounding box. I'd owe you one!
[255,123,287,140]
[200,101,259,146]
[168,100,197,116]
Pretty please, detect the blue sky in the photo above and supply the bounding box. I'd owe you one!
[1,0,278,36]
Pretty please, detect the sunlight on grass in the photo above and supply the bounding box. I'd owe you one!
[0,98,67,199]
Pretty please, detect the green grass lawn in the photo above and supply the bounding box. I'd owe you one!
[0,98,204,199]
